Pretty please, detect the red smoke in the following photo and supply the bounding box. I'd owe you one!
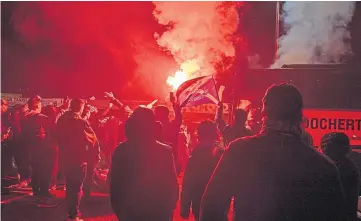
[2,2,245,99]
[3,2,176,98]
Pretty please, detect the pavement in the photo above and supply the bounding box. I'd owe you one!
[1,187,117,221]
[1,178,196,221]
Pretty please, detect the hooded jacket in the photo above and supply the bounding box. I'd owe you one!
[56,111,99,165]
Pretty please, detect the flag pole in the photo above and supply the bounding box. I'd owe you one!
[275,1,280,62]
[211,75,221,103]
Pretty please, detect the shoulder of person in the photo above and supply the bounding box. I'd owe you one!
[112,141,131,158]
[340,157,360,177]
[312,150,343,177]
[37,113,49,120]
[156,141,173,153]
[228,133,262,152]
[223,125,232,132]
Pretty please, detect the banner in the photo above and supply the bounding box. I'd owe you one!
[1,93,22,98]
[2,96,63,107]
[176,76,219,108]
[303,109,361,146]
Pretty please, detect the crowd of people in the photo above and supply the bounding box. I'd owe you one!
[1,83,360,221]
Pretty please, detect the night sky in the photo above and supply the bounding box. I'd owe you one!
[1,2,360,99]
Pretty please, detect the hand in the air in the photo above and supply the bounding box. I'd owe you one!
[170,92,176,104]
[104,92,115,100]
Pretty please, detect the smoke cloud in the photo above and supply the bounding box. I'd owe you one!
[273,2,356,68]
[3,2,174,98]
[153,2,242,78]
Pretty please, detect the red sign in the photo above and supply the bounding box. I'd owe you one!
[303,109,361,147]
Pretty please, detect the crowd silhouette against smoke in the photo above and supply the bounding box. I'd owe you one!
[1,2,361,221]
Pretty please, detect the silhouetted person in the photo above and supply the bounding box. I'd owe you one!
[348,150,361,195]
[216,104,252,146]
[1,98,12,194]
[154,104,182,166]
[301,130,314,147]
[248,107,262,134]
[321,132,360,221]
[109,107,178,221]
[42,105,60,190]
[57,98,99,221]
[21,96,55,198]
[181,120,223,221]
[200,83,347,221]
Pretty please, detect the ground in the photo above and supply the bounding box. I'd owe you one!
[1,174,197,221]
[1,188,200,221]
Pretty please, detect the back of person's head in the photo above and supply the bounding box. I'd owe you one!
[42,105,57,118]
[262,83,303,125]
[125,107,156,142]
[154,105,169,122]
[234,109,248,127]
[70,98,85,114]
[27,95,42,112]
[198,120,218,144]
[321,132,350,161]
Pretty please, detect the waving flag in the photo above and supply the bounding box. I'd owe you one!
[176,75,219,108]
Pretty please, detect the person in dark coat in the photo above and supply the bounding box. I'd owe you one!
[154,103,182,173]
[200,83,347,221]
[180,120,223,221]
[57,98,99,221]
[42,105,61,190]
[21,96,56,198]
[321,132,360,221]
[109,107,178,221]
[215,104,253,146]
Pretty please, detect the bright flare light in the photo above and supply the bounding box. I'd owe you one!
[167,71,187,91]
[167,59,200,91]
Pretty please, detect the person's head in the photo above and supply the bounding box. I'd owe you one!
[21,104,29,115]
[262,83,303,126]
[1,99,8,113]
[42,105,57,118]
[154,105,169,122]
[198,120,218,144]
[70,98,85,115]
[321,132,350,161]
[27,95,42,113]
[125,107,156,142]
[234,109,248,128]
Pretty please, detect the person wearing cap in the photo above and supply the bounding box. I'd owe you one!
[321,132,360,221]
[200,83,347,221]
[56,98,99,221]
[20,95,56,199]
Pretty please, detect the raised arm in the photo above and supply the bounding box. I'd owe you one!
[104,92,133,117]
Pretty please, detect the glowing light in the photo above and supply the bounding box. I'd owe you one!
[167,59,201,91]
[167,71,188,91]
